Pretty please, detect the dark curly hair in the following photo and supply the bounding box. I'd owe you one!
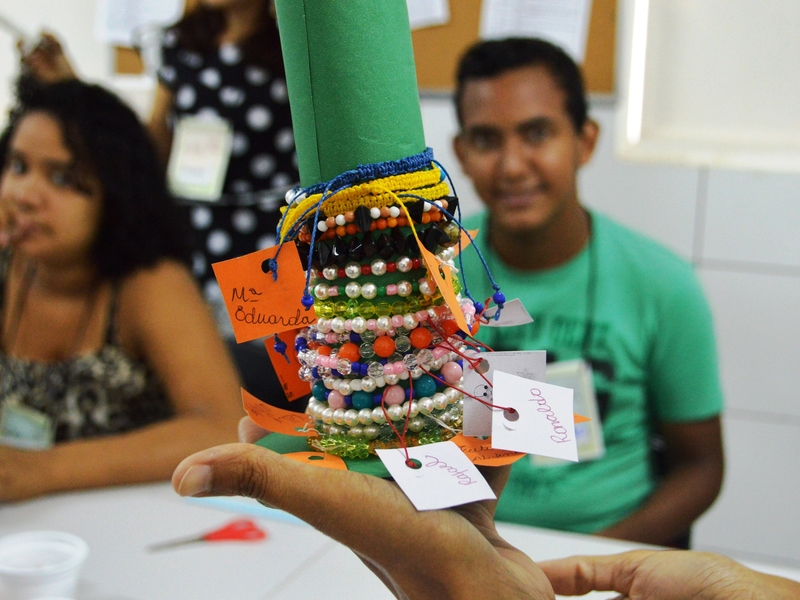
[171,2,283,72]
[0,77,190,280]
[455,37,588,133]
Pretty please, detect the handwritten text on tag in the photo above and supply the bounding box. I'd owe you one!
[491,371,578,462]
[376,441,496,511]
[212,244,316,343]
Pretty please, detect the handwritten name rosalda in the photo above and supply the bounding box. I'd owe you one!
[424,456,477,485]
[529,388,572,444]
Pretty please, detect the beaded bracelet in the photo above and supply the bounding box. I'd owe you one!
[312,294,440,320]
[315,256,424,281]
[306,393,464,447]
[313,278,428,301]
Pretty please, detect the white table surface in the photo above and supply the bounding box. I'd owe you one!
[1,482,797,600]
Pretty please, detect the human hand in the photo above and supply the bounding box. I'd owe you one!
[540,549,800,600]
[19,33,76,83]
[174,417,554,600]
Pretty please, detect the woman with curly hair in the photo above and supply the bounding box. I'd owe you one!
[0,78,243,501]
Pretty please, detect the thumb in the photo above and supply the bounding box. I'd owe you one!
[538,552,646,596]
[173,443,291,506]
[172,442,431,564]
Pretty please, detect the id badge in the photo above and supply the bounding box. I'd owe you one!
[167,115,233,202]
[0,400,55,450]
[531,359,605,466]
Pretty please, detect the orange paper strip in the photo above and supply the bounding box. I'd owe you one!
[451,434,526,466]
[418,244,471,334]
[265,330,312,401]
[452,228,477,257]
[241,389,315,437]
[212,244,316,343]
[284,452,348,470]
[574,413,591,424]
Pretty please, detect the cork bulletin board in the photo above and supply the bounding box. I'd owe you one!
[115,0,615,94]
[410,0,616,94]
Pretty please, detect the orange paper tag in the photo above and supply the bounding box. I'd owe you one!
[284,452,348,470]
[241,389,315,436]
[451,434,526,466]
[212,244,316,343]
[574,413,591,424]
[419,244,471,334]
[265,330,311,401]
[452,228,477,257]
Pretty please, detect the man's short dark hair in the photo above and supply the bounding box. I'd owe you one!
[455,37,588,132]
[0,77,190,280]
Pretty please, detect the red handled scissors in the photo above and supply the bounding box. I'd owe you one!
[148,519,267,552]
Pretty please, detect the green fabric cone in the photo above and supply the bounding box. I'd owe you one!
[274,0,427,187]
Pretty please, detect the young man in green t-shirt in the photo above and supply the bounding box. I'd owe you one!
[453,38,724,547]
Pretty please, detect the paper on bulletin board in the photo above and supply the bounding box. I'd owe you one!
[94,0,184,45]
[406,0,449,30]
[479,0,592,62]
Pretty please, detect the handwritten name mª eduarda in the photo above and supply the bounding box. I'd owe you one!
[424,456,477,485]
[529,388,572,444]
[234,306,315,327]
[231,287,263,303]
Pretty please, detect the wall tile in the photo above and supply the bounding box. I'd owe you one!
[580,103,701,260]
[700,268,800,418]
[703,170,800,268]
[693,416,800,566]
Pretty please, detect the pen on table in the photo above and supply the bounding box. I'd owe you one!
[148,519,267,552]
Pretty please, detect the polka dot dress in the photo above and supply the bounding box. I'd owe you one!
[159,29,298,333]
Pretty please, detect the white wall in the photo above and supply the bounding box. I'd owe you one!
[2,1,798,571]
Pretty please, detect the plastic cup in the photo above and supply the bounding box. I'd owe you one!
[0,531,88,600]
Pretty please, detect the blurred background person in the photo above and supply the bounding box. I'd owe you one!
[18,1,303,409]
[0,78,243,501]
[454,38,724,547]
[149,0,298,338]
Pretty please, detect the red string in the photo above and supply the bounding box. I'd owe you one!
[381,381,417,468]
[417,364,515,413]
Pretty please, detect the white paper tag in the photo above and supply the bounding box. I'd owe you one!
[462,351,546,437]
[532,360,605,466]
[376,441,496,511]
[491,371,578,462]
[167,115,233,201]
[480,298,533,327]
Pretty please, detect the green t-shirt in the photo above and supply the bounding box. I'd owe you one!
[459,210,723,533]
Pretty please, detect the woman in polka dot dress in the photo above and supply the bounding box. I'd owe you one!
[150,0,298,337]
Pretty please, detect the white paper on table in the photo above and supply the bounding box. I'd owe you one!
[491,371,578,462]
[376,442,495,511]
[462,350,546,437]
[406,0,449,30]
[479,0,592,62]
[94,0,184,46]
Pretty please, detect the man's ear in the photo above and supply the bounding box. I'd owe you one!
[577,118,599,166]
